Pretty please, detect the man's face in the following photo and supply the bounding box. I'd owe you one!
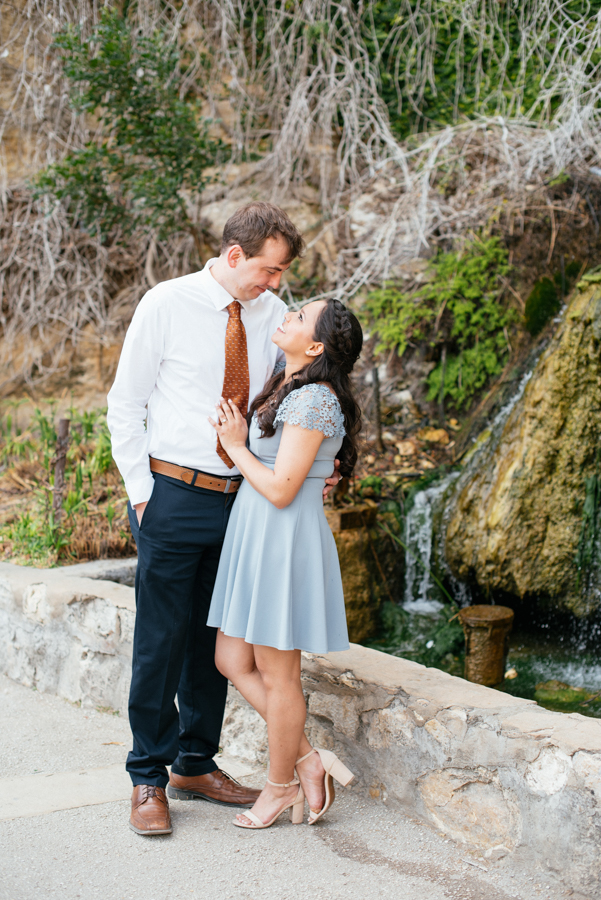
[226,235,292,301]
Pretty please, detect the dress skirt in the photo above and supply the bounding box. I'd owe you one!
[207,475,350,653]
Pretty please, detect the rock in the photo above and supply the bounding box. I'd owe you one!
[418,767,521,850]
[2,561,601,894]
[324,509,382,643]
[417,427,450,445]
[395,439,417,456]
[444,282,601,616]
[389,389,414,406]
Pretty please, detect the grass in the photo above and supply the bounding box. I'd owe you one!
[0,402,134,567]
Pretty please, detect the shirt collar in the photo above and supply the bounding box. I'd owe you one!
[201,258,268,310]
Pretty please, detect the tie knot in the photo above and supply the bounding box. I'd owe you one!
[227,301,242,319]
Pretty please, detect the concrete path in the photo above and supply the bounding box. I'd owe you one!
[0,674,562,900]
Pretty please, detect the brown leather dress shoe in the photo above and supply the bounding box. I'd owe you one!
[168,769,261,808]
[130,785,172,835]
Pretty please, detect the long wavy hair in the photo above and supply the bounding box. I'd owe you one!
[249,299,363,476]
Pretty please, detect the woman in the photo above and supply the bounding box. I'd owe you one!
[207,297,363,829]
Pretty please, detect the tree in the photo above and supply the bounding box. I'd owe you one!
[35,8,221,255]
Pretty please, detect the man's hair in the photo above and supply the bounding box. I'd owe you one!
[221,201,305,263]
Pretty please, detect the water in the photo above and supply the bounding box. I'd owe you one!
[403,368,537,617]
[394,361,601,716]
[403,472,459,613]
[490,370,533,430]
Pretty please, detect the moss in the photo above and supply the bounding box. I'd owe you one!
[524,277,560,336]
[445,281,601,617]
[534,680,594,711]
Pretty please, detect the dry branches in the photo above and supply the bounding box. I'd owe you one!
[2,0,601,385]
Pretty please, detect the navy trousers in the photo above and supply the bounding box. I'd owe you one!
[126,473,235,787]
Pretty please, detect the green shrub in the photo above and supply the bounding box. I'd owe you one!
[34,9,221,251]
[364,237,517,411]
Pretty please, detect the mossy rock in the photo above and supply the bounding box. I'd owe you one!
[534,680,593,709]
[444,280,601,617]
[524,277,560,336]
[325,507,402,644]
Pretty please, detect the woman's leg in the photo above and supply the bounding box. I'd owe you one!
[215,632,264,711]
[215,632,326,816]
[234,645,305,825]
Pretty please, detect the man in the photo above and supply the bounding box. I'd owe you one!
[108,202,335,836]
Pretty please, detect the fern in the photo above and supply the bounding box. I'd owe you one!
[364,237,517,411]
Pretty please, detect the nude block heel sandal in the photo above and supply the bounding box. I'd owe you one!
[232,778,305,830]
[295,748,355,825]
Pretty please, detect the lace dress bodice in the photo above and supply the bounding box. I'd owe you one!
[249,383,345,479]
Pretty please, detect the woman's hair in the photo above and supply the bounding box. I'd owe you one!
[249,299,363,476]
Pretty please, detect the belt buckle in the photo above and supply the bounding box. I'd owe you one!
[223,477,232,494]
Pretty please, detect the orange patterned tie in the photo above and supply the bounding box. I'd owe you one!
[217,301,249,468]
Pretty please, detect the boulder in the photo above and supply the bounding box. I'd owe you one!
[444,281,601,616]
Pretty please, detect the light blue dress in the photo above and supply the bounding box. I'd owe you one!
[207,383,350,653]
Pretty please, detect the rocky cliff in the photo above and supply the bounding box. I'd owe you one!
[444,276,601,618]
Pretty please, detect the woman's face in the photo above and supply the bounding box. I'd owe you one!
[272,300,327,361]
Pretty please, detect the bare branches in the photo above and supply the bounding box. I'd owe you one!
[2,0,601,384]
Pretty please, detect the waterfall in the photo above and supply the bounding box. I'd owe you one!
[490,370,533,430]
[403,369,536,616]
[403,473,459,614]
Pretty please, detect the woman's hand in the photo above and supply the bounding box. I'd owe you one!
[208,398,248,454]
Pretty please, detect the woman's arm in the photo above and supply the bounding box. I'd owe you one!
[209,399,324,509]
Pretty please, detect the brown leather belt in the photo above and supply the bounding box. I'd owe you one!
[150,457,242,493]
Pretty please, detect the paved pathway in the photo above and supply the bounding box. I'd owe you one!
[0,674,563,900]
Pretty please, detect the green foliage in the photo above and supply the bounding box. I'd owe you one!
[364,237,517,410]
[0,406,126,566]
[369,600,465,672]
[4,512,72,563]
[525,277,561,337]
[366,1,601,137]
[34,8,221,245]
[358,475,383,499]
[525,261,581,336]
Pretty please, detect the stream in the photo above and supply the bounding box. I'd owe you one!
[396,473,601,719]
[384,362,601,719]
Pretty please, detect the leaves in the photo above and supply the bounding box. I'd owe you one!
[364,237,517,410]
[34,9,222,244]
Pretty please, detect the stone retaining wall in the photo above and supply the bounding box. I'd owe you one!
[1,559,600,896]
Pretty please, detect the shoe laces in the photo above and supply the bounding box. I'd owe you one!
[142,785,165,803]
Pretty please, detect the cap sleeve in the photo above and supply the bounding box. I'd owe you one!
[273,384,346,439]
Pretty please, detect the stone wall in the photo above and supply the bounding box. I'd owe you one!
[1,558,601,896]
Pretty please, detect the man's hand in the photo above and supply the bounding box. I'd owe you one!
[323,458,341,500]
[134,501,148,525]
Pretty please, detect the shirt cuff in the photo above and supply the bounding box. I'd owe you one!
[126,475,155,507]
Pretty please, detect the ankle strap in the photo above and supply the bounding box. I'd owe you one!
[295,749,316,766]
[266,777,299,788]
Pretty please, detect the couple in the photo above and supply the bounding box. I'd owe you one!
[107,201,363,833]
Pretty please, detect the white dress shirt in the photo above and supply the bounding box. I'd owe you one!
[107,259,287,505]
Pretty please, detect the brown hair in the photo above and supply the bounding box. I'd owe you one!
[221,201,305,263]
[249,299,364,477]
